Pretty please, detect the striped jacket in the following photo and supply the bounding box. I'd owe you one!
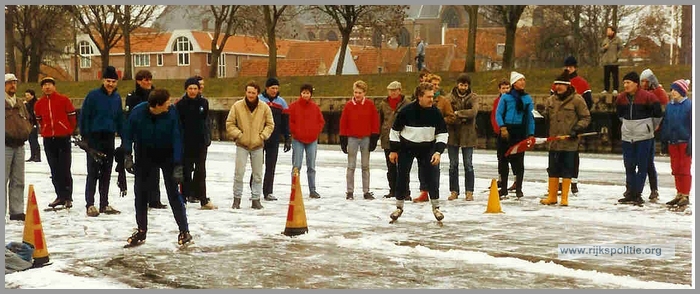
[615,89,662,143]
[389,100,448,154]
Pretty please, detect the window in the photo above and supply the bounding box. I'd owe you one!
[134,54,150,67]
[496,43,505,56]
[156,54,163,66]
[397,27,410,47]
[235,55,240,71]
[327,31,338,41]
[307,31,316,41]
[172,36,193,66]
[218,53,226,78]
[441,6,461,28]
[206,53,212,66]
[79,41,93,68]
[629,45,639,51]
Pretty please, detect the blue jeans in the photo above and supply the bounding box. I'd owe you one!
[448,145,474,193]
[621,139,654,196]
[292,139,318,194]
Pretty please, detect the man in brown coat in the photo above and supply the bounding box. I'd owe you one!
[446,73,478,201]
[541,71,591,206]
[226,81,275,210]
[379,81,412,199]
[5,73,32,221]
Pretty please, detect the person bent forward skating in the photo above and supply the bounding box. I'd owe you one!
[388,82,448,222]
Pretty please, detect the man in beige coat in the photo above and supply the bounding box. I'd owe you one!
[226,81,275,209]
[600,26,624,95]
[541,71,591,206]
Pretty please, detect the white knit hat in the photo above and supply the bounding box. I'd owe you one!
[510,71,525,85]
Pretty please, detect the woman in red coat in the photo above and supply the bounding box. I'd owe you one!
[287,84,325,198]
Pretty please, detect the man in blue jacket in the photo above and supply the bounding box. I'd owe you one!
[121,88,191,246]
[254,77,291,201]
[79,66,124,217]
[495,71,535,199]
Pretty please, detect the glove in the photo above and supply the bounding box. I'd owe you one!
[369,133,379,152]
[686,142,692,157]
[500,127,509,140]
[340,136,348,154]
[568,129,579,140]
[173,164,184,184]
[125,154,135,174]
[283,137,291,153]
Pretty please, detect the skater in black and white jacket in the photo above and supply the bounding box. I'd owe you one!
[388,82,448,222]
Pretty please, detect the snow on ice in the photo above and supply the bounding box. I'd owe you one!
[4,140,693,289]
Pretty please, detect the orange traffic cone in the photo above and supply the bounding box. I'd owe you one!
[282,168,308,237]
[23,185,50,266]
[485,179,504,214]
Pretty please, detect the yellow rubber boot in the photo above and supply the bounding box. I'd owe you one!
[560,178,571,206]
[540,178,559,205]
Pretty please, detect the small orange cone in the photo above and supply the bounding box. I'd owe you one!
[485,179,504,214]
[23,185,50,266]
[282,168,308,237]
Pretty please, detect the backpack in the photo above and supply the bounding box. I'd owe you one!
[5,100,33,146]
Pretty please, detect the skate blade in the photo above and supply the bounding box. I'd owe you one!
[389,219,398,224]
[436,221,443,227]
[44,206,69,212]
[124,241,145,248]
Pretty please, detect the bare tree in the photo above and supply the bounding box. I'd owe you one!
[634,6,673,64]
[5,6,18,77]
[114,5,160,80]
[462,5,479,72]
[482,5,527,69]
[10,5,72,82]
[313,5,407,75]
[67,5,123,72]
[207,5,242,78]
[680,5,692,65]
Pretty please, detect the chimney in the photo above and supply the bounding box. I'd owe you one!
[202,19,209,31]
[441,23,447,45]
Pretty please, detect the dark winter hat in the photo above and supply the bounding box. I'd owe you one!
[265,77,280,88]
[554,70,571,85]
[102,66,119,80]
[670,79,690,97]
[623,71,640,84]
[184,77,200,90]
[564,56,577,67]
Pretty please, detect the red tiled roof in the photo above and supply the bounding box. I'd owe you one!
[350,46,409,74]
[238,59,324,77]
[110,32,172,53]
[192,32,270,56]
[285,41,342,70]
[423,44,455,71]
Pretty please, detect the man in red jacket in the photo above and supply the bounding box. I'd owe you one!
[340,80,380,200]
[287,84,325,198]
[34,77,77,209]
[491,79,515,194]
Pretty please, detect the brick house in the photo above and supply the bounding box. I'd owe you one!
[71,29,294,81]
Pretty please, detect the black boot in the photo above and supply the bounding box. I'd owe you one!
[178,231,192,245]
[232,198,241,209]
[127,229,147,245]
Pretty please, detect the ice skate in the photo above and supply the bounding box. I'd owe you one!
[125,229,146,248]
[389,208,403,223]
[178,231,192,246]
[432,207,444,221]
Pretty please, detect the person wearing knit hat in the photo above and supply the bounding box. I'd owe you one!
[257,76,290,201]
[495,71,535,198]
[510,71,525,86]
[548,56,593,195]
[175,76,217,210]
[615,71,663,205]
[35,74,77,210]
[661,78,692,208]
[637,68,670,201]
[379,81,411,199]
[601,25,623,95]
[540,70,591,206]
[79,65,124,216]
